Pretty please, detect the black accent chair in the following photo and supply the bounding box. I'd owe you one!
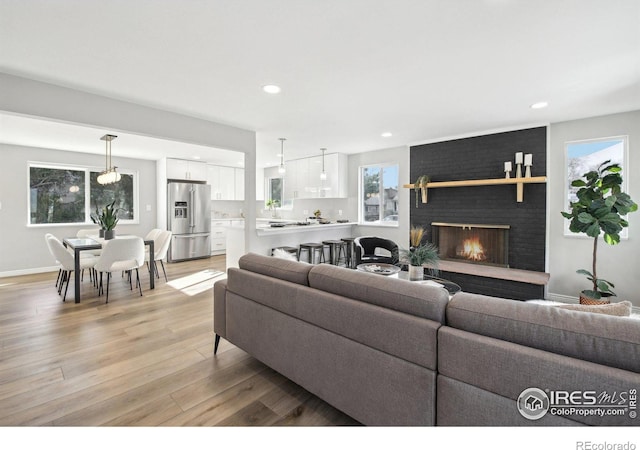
[353,236,399,267]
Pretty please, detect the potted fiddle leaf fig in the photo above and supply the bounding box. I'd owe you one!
[561,160,637,304]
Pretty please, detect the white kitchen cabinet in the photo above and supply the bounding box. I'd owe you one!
[234,168,245,201]
[283,153,347,199]
[320,153,348,198]
[210,219,231,254]
[167,158,207,181]
[208,165,237,200]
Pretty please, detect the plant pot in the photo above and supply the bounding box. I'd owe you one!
[579,292,611,305]
[409,265,423,281]
[421,187,428,203]
[99,229,105,238]
[104,230,115,240]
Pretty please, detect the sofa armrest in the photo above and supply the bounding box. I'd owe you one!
[214,279,228,338]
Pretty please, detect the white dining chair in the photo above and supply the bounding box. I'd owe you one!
[146,230,172,282]
[94,236,145,303]
[144,228,162,242]
[44,233,63,288]
[46,234,98,302]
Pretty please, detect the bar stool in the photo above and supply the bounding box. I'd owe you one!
[299,243,325,264]
[322,240,347,266]
[271,246,299,260]
[341,237,356,268]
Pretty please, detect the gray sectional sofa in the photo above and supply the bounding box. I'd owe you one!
[213,253,640,426]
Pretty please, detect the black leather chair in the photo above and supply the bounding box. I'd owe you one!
[353,236,399,266]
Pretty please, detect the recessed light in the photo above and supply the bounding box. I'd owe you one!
[381,132,392,137]
[530,101,548,109]
[193,155,201,160]
[263,85,281,94]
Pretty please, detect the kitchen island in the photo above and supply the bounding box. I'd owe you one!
[225,220,356,269]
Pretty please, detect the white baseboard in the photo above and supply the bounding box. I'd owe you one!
[0,266,59,278]
[546,292,579,304]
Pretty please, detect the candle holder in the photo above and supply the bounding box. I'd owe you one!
[515,152,523,178]
[504,161,512,179]
[524,153,533,178]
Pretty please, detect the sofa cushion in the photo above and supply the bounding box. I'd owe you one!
[555,300,632,316]
[238,252,311,286]
[308,264,449,323]
[446,293,640,373]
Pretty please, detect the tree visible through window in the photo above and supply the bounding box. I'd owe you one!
[29,163,136,225]
[360,164,399,224]
[90,172,134,220]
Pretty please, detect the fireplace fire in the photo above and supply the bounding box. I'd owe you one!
[461,237,486,261]
[432,222,510,267]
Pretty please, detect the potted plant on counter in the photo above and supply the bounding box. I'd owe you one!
[401,225,439,280]
[266,199,280,218]
[561,160,637,304]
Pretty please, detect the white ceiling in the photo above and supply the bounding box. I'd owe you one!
[1,0,639,168]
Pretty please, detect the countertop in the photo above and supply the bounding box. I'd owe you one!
[255,221,356,236]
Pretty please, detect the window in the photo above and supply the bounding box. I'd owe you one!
[359,164,399,225]
[29,163,138,225]
[564,136,628,238]
[267,177,283,207]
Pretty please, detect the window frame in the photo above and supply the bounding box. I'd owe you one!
[358,163,399,227]
[27,161,140,227]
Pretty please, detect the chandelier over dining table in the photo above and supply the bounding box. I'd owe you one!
[97,134,121,185]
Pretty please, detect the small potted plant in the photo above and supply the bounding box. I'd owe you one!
[414,175,430,207]
[266,199,280,218]
[313,209,322,219]
[401,225,439,280]
[561,160,637,304]
[100,200,121,240]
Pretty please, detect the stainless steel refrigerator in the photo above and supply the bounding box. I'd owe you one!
[167,181,211,262]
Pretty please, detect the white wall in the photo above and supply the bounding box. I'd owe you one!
[0,144,157,275]
[548,110,640,305]
[0,73,259,256]
[348,146,410,249]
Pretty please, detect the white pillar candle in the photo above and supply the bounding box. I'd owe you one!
[524,153,532,166]
[504,161,512,171]
[515,152,523,164]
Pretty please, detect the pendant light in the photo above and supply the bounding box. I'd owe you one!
[320,148,327,180]
[97,134,121,185]
[278,138,286,174]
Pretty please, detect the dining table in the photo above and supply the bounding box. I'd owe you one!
[62,235,155,303]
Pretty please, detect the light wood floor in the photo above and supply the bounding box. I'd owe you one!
[0,256,359,426]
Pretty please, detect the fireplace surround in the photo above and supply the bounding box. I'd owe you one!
[409,126,547,300]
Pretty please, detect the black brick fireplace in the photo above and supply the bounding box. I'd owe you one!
[410,127,547,300]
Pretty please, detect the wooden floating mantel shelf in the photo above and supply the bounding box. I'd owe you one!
[403,176,547,203]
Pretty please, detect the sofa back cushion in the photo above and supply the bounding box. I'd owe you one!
[308,264,449,323]
[238,252,312,286]
[446,293,640,373]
